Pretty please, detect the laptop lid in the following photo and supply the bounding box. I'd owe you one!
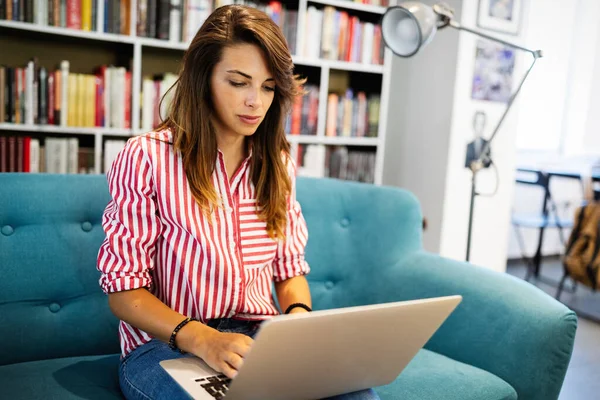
[161,295,462,400]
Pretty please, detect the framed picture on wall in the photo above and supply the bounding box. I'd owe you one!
[477,0,523,35]
[471,39,515,103]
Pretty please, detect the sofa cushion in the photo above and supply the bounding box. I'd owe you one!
[375,349,517,400]
[0,174,119,366]
[0,353,123,399]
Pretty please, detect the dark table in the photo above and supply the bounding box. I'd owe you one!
[515,163,600,277]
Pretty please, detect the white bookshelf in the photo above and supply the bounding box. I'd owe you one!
[0,0,392,183]
[306,0,386,15]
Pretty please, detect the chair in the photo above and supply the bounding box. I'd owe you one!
[511,168,574,283]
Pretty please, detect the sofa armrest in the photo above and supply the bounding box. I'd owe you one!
[375,251,577,400]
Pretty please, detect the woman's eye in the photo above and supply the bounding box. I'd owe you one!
[229,81,245,87]
[263,86,276,92]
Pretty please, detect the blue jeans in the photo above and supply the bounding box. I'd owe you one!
[119,318,380,400]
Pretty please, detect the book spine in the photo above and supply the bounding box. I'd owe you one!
[23,136,31,172]
[60,0,67,27]
[137,0,148,36]
[0,136,7,172]
[0,67,5,124]
[25,0,33,23]
[60,60,69,126]
[168,0,181,42]
[96,0,104,32]
[39,66,47,124]
[25,61,34,125]
[66,0,81,29]
[91,0,97,31]
[124,70,131,128]
[48,71,55,125]
[81,0,92,31]
[8,136,16,172]
[147,0,157,38]
[6,0,12,20]
[48,0,54,25]
[29,138,40,173]
[54,69,61,125]
[157,0,169,40]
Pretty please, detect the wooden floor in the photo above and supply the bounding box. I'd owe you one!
[506,259,600,399]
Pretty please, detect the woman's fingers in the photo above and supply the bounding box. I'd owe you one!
[225,352,244,371]
[219,360,239,379]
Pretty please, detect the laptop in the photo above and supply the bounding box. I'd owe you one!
[160,295,462,400]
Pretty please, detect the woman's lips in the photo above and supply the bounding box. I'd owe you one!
[238,115,260,124]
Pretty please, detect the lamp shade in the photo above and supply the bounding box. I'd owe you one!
[381,2,439,57]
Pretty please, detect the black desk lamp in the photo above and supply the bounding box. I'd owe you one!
[381,1,543,261]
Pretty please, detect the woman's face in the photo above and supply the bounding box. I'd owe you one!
[210,43,276,140]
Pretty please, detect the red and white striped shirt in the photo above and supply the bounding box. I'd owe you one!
[97,129,310,357]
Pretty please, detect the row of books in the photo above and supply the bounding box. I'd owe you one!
[140,73,177,131]
[0,135,94,173]
[304,6,385,65]
[296,144,376,183]
[285,84,319,136]
[136,0,210,43]
[135,0,298,54]
[326,145,376,183]
[326,91,379,137]
[0,0,132,35]
[0,135,128,173]
[1,61,132,129]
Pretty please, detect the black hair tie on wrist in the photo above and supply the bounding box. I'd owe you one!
[284,303,312,314]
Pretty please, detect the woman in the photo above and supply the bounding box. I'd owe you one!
[97,5,380,399]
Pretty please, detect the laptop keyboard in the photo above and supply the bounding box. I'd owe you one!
[195,374,232,400]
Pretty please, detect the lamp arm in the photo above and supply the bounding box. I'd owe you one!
[447,20,543,170]
[448,20,542,57]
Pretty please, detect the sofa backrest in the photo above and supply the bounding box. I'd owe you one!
[0,174,423,365]
[0,174,119,365]
[296,177,423,311]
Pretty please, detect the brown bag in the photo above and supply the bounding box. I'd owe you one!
[564,203,600,290]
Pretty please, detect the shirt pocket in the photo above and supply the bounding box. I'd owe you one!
[238,198,278,269]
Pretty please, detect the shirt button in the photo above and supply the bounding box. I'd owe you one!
[230,241,236,250]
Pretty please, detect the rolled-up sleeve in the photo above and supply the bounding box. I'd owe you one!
[96,138,162,294]
[272,159,311,282]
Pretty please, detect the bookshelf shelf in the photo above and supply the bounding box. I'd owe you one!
[1,0,392,183]
[292,57,385,74]
[307,0,386,15]
[137,37,190,51]
[288,135,380,146]
[0,123,132,137]
[0,20,134,45]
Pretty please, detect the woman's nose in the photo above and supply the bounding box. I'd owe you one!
[245,87,262,109]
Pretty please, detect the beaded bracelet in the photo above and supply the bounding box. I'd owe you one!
[169,317,197,351]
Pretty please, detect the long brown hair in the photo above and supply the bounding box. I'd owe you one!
[158,5,305,239]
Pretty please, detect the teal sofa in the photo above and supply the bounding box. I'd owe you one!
[0,174,577,399]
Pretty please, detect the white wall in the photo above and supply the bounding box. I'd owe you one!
[562,0,600,156]
[583,28,600,152]
[382,0,462,253]
[438,0,531,272]
[506,0,600,259]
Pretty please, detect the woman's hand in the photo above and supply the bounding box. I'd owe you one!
[199,329,254,378]
[178,322,254,379]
